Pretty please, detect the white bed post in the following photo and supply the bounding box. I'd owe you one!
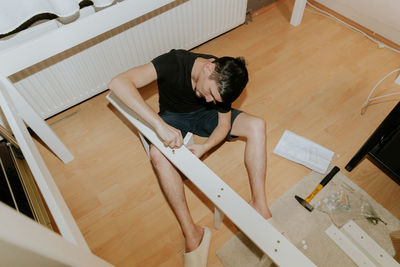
[395,74,400,85]
[290,0,307,26]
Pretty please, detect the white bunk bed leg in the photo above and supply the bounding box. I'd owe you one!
[290,0,307,26]
[395,73,400,85]
[0,76,73,163]
[214,206,224,229]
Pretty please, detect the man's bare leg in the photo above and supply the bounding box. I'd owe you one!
[149,145,204,252]
[231,113,272,219]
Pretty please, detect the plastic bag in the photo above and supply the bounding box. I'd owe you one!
[315,190,351,227]
[315,188,387,227]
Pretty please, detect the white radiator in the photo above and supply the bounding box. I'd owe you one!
[8,0,247,119]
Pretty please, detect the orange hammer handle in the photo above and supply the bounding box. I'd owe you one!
[305,166,340,203]
[305,184,323,202]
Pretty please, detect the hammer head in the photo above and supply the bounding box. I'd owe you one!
[295,195,314,212]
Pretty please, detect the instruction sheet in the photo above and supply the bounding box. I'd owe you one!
[273,130,334,174]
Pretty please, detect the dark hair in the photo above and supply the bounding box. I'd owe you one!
[210,56,248,104]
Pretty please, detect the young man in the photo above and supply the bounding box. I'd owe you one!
[109,49,272,266]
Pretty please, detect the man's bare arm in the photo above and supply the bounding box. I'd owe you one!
[108,63,183,148]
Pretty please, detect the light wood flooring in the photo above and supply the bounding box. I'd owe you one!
[37,0,400,266]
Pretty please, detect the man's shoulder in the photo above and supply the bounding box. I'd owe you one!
[151,50,181,80]
[156,49,216,61]
[151,49,190,69]
[166,49,209,62]
[152,49,178,64]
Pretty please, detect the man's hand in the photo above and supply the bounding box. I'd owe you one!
[187,143,208,158]
[155,123,183,148]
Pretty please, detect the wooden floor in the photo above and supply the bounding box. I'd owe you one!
[37,0,400,266]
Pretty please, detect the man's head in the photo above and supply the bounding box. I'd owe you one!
[210,56,248,104]
[196,56,248,104]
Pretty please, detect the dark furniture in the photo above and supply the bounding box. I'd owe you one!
[0,140,55,230]
[345,102,400,185]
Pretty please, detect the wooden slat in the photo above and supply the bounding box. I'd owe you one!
[342,220,400,267]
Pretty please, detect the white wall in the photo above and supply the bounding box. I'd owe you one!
[315,0,400,45]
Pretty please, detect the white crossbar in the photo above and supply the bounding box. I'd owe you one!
[107,92,316,267]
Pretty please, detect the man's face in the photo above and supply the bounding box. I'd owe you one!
[195,62,222,104]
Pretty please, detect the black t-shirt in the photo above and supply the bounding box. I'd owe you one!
[151,49,231,114]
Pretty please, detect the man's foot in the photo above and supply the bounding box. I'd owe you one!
[249,200,272,220]
[185,225,204,252]
[184,227,212,267]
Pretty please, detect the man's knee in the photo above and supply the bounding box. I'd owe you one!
[149,145,168,168]
[248,117,267,138]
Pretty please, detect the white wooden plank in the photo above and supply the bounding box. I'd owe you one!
[0,203,112,267]
[107,92,316,267]
[342,220,400,267]
[325,224,376,266]
[0,76,73,163]
[290,0,307,26]
[0,0,174,77]
[0,82,88,249]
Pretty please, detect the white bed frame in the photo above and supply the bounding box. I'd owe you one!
[0,0,317,265]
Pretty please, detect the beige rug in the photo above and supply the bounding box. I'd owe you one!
[217,167,400,267]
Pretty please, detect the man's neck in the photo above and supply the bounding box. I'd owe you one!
[191,57,212,88]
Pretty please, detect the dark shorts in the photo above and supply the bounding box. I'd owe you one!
[159,107,243,140]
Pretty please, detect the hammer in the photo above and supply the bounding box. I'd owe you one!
[295,166,340,212]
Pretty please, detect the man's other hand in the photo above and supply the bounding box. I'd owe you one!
[187,144,207,158]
